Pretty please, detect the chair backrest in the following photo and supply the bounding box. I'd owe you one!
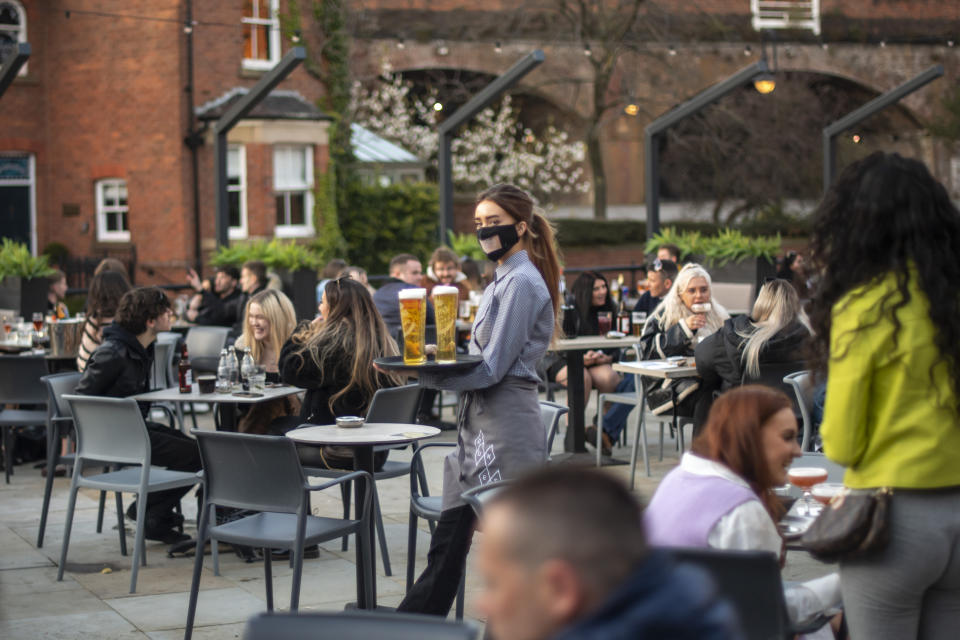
[461,480,510,517]
[194,430,307,514]
[0,355,49,405]
[152,337,176,390]
[366,384,422,424]
[710,282,755,316]
[41,372,82,419]
[539,400,568,455]
[669,547,786,640]
[185,326,230,374]
[63,395,151,466]
[243,611,479,640]
[783,370,816,451]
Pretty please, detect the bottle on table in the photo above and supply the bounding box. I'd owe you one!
[178,343,193,393]
[240,347,256,391]
[216,348,231,393]
[227,347,240,391]
[617,299,631,335]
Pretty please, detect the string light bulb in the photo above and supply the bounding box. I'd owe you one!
[583,43,592,57]
[495,41,502,54]
[436,41,449,56]
[396,38,405,50]
[753,72,776,94]
[743,44,752,56]
[624,102,639,116]
[433,102,443,112]
[668,44,677,56]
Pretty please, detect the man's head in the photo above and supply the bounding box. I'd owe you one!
[646,259,678,298]
[239,260,267,294]
[213,266,240,295]
[430,246,461,285]
[389,253,423,285]
[478,468,647,640]
[656,244,680,263]
[115,287,173,338]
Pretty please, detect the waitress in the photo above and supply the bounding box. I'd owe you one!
[391,183,562,616]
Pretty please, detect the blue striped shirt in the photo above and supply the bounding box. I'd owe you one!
[420,250,554,391]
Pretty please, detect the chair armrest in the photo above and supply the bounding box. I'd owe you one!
[305,470,374,522]
[409,442,456,498]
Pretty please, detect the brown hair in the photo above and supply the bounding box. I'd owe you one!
[692,385,792,521]
[476,184,562,331]
[429,246,459,268]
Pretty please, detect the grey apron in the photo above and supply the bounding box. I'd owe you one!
[441,375,546,510]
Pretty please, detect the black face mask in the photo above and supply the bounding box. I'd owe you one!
[477,224,520,261]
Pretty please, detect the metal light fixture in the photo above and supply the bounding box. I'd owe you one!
[754,31,778,94]
[624,102,639,116]
[495,41,502,54]
[436,41,449,56]
[396,38,405,50]
[583,43,592,57]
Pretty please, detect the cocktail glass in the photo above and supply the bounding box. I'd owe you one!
[788,467,829,516]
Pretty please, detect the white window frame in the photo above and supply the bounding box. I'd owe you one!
[0,0,27,76]
[273,145,314,238]
[241,0,280,71]
[0,152,36,253]
[95,179,130,242]
[227,144,248,240]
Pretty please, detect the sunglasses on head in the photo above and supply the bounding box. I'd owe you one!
[651,258,663,272]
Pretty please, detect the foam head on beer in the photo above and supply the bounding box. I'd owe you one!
[432,285,459,298]
[398,288,427,301]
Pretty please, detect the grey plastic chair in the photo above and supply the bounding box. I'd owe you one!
[461,480,510,517]
[57,395,200,594]
[670,547,831,639]
[243,610,479,640]
[406,442,465,619]
[185,431,374,640]
[0,355,49,483]
[301,383,423,577]
[37,372,105,548]
[783,370,816,451]
[539,400,568,459]
[184,326,230,374]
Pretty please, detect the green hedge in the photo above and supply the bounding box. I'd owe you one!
[340,182,440,275]
[553,216,810,249]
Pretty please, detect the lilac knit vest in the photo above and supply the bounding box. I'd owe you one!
[644,466,758,548]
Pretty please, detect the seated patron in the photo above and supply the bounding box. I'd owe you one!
[372,253,434,336]
[633,259,677,316]
[77,271,132,372]
[478,466,740,640]
[229,260,268,340]
[47,269,69,319]
[644,386,842,639]
[76,287,202,544]
[422,246,471,301]
[185,265,242,327]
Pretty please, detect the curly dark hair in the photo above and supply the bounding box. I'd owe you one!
[84,271,132,320]
[115,287,172,335]
[807,152,960,410]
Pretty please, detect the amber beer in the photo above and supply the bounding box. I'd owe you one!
[433,286,459,364]
[399,288,428,365]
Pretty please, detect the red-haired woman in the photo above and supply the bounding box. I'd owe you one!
[644,386,843,639]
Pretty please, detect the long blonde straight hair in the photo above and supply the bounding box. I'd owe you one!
[236,289,297,367]
[290,278,402,412]
[654,263,728,334]
[738,279,810,378]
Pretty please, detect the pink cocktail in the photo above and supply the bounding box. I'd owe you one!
[788,467,829,515]
[811,482,844,506]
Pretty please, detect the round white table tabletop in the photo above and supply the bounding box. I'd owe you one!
[285,422,441,446]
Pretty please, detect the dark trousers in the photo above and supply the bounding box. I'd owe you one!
[144,423,202,518]
[397,504,477,616]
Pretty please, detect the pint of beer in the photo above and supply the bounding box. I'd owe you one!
[433,285,459,364]
[399,288,428,365]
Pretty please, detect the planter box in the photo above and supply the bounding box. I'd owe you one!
[277,268,318,321]
[697,258,777,314]
[0,276,50,316]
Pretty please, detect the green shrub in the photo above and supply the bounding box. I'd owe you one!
[645,228,780,265]
[0,239,56,279]
[339,182,439,274]
[447,231,485,262]
[552,219,724,248]
[208,239,323,272]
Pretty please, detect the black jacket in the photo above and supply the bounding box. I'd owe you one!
[639,306,697,361]
[632,292,662,316]
[695,315,809,392]
[278,326,394,425]
[76,324,154,414]
[195,287,243,327]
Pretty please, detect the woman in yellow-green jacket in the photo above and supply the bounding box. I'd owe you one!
[809,152,960,640]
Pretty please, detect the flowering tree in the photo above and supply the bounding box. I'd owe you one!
[349,71,589,200]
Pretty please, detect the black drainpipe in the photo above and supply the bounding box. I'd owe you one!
[184,0,203,272]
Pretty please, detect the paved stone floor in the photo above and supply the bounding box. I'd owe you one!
[0,393,834,638]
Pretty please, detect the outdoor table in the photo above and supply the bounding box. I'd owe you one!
[285,422,441,610]
[551,335,639,453]
[613,359,700,449]
[131,384,303,431]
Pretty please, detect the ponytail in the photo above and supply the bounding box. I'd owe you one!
[526,212,563,337]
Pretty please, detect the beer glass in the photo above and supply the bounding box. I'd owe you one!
[399,288,427,365]
[631,311,647,337]
[433,285,459,364]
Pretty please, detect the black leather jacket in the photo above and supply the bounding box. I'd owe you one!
[76,324,154,408]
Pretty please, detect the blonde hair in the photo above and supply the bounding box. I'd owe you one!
[291,278,402,412]
[236,289,297,367]
[654,263,728,334]
[738,279,811,378]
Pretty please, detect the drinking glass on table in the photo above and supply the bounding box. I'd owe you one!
[32,312,44,333]
[788,467,829,515]
[631,311,647,337]
[249,366,267,393]
[1,314,11,340]
[597,311,613,335]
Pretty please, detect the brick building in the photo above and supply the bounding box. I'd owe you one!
[0,1,330,285]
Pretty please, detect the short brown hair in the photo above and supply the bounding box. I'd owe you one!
[430,246,459,268]
[389,253,418,274]
[242,260,267,286]
[115,286,171,335]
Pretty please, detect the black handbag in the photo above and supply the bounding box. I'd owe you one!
[801,487,892,562]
